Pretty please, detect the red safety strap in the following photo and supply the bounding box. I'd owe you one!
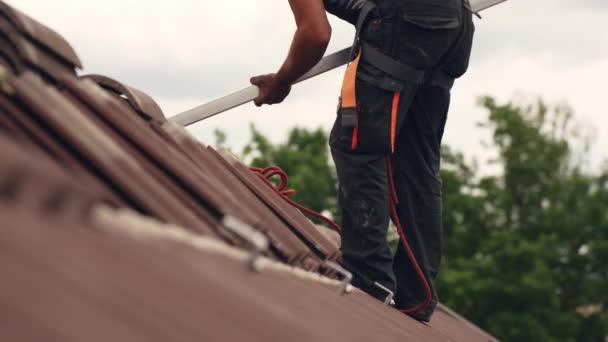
[390,92,400,154]
[386,156,433,314]
[340,50,362,151]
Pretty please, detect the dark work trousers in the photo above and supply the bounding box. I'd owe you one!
[329,1,473,322]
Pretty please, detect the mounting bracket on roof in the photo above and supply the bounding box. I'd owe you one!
[324,261,353,295]
[374,282,395,306]
[222,215,269,272]
[170,0,509,127]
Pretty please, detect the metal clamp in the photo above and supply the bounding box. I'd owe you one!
[222,215,269,272]
[324,261,353,296]
[374,282,395,306]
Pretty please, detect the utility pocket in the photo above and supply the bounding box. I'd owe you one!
[352,77,395,154]
[331,78,399,155]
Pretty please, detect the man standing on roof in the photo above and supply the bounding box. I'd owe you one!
[251,0,474,322]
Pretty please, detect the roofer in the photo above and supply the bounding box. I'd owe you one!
[251,0,474,322]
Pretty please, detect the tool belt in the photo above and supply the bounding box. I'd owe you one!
[338,1,467,154]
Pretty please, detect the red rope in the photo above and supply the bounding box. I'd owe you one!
[386,156,432,314]
[249,166,341,233]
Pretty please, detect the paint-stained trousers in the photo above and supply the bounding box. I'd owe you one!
[328,1,474,321]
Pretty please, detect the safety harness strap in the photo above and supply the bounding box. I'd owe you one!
[361,43,455,90]
[361,43,426,83]
[350,1,377,61]
[340,2,375,150]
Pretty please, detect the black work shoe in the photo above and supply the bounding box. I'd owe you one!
[405,311,431,323]
[394,301,435,323]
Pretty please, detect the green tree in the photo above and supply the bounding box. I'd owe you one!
[241,124,338,220]
[438,97,607,341]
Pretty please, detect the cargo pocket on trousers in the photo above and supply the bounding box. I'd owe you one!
[352,75,404,154]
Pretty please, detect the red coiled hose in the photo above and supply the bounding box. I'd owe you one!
[249,166,341,233]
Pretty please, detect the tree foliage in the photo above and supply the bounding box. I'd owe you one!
[216,97,607,341]
[438,97,607,341]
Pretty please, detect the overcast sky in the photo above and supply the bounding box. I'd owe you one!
[8,0,608,172]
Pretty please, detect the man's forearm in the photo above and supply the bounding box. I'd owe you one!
[250,0,331,106]
[276,25,331,85]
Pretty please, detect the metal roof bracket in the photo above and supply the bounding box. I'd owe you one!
[374,282,395,306]
[222,215,269,272]
[324,261,353,296]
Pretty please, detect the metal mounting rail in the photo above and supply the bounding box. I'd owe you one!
[170,48,350,127]
[171,0,508,127]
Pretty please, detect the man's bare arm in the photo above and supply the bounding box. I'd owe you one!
[277,0,331,84]
[251,0,331,106]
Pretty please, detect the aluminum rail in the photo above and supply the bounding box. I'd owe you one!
[171,0,508,127]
